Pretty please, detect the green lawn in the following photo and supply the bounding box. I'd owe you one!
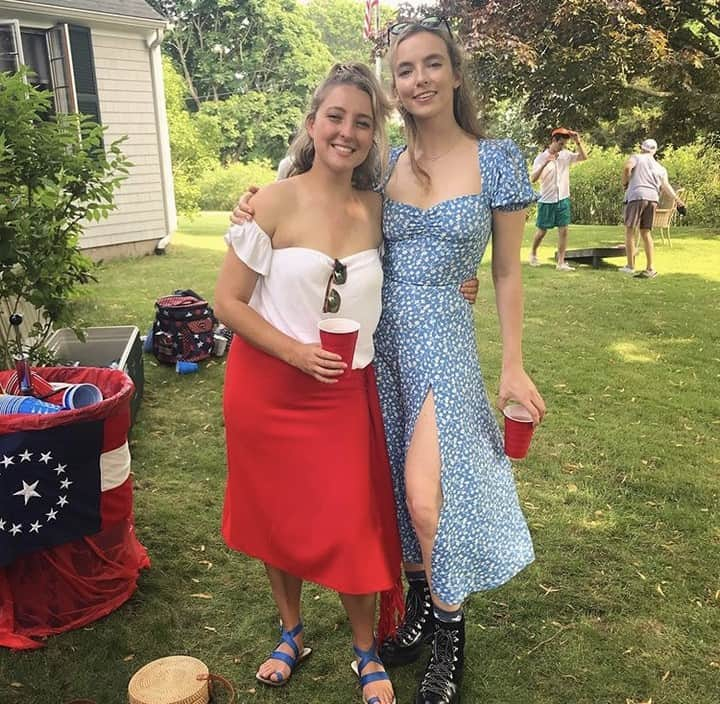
[2,214,719,704]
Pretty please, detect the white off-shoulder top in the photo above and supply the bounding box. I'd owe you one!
[224,222,383,369]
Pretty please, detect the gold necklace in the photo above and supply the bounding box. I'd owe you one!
[418,136,464,162]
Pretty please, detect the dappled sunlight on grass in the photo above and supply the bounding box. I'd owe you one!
[610,341,659,363]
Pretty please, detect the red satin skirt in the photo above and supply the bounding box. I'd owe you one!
[222,337,402,595]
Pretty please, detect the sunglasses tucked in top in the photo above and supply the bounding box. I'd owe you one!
[386,16,452,46]
[323,258,347,313]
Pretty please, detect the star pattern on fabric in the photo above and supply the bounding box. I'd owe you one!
[0,446,74,541]
[13,480,41,506]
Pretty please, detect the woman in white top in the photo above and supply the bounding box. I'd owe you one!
[214,63,402,704]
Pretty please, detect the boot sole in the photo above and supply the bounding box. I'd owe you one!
[380,637,433,667]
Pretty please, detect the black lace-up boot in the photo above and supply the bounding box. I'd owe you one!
[414,616,465,704]
[379,579,434,666]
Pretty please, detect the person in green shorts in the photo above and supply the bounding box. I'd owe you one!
[529,128,587,271]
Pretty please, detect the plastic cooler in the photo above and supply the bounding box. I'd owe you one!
[46,325,144,425]
[0,367,150,650]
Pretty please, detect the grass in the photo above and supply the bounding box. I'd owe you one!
[1,213,719,704]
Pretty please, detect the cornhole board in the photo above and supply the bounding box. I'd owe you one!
[557,245,627,269]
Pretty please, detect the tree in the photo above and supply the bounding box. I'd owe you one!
[163,57,221,213]
[307,0,395,64]
[0,71,129,369]
[148,0,247,109]
[454,0,720,146]
[307,0,369,64]
[149,0,333,162]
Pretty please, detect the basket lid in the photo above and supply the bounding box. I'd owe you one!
[128,656,209,704]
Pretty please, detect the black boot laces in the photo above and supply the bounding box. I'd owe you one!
[385,585,428,646]
[398,586,428,644]
[420,628,459,697]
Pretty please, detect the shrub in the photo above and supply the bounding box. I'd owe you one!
[0,70,129,369]
[196,160,277,211]
[569,142,720,227]
[570,146,626,225]
[662,144,720,227]
[163,58,221,214]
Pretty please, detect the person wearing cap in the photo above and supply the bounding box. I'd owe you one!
[529,128,587,271]
[621,138,685,279]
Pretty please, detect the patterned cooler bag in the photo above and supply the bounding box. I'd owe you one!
[152,290,216,364]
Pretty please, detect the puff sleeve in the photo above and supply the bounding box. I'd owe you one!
[489,138,538,211]
[224,221,273,276]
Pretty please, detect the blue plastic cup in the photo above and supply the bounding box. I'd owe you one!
[143,326,154,353]
[58,383,103,409]
[0,394,63,415]
[176,360,199,374]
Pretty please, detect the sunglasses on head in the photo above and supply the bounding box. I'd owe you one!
[323,259,347,314]
[387,16,452,46]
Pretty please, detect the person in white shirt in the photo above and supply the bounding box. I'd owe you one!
[215,63,401,704]
[620,138,685,279]
[275,132,297,180]
[529,128,587,271]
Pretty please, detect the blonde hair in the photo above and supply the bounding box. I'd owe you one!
[287,63,391,190]
[388,25,484,187]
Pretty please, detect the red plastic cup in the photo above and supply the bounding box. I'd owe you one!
[3,369,53,397]
[503,403,535,461]
[318,318,360,376]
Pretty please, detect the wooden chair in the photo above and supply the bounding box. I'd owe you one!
[635,187,684,248]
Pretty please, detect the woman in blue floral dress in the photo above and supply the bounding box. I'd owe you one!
[374,18,546,704]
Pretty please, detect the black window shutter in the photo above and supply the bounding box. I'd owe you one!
[68,25,101,125]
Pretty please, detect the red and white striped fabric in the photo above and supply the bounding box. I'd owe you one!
[364,0,379,39]
[0,367,149,650]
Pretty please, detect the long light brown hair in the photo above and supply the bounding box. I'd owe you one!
[287,63,391,190]
[388,25,484,187]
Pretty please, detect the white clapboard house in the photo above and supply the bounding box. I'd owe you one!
[0,0,176,259]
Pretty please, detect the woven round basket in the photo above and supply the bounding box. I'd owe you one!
[128,656,214,704]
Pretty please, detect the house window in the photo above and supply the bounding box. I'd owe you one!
[0,20,99,124]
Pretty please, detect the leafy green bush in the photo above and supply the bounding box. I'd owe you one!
[197,160,277,211]
[570,142,720,227]
[163,58,221,214]
[0,69,129,369]
[569,145,626,225]
[662,144,720,227]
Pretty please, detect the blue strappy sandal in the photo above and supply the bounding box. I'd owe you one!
[255,621,312,687]
[350,640,397,704]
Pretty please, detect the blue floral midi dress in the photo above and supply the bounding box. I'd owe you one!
[374,139,537,605]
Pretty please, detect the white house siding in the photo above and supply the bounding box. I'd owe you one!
[80,28,167,252]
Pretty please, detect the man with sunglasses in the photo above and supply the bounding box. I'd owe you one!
[529,127,587,271]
